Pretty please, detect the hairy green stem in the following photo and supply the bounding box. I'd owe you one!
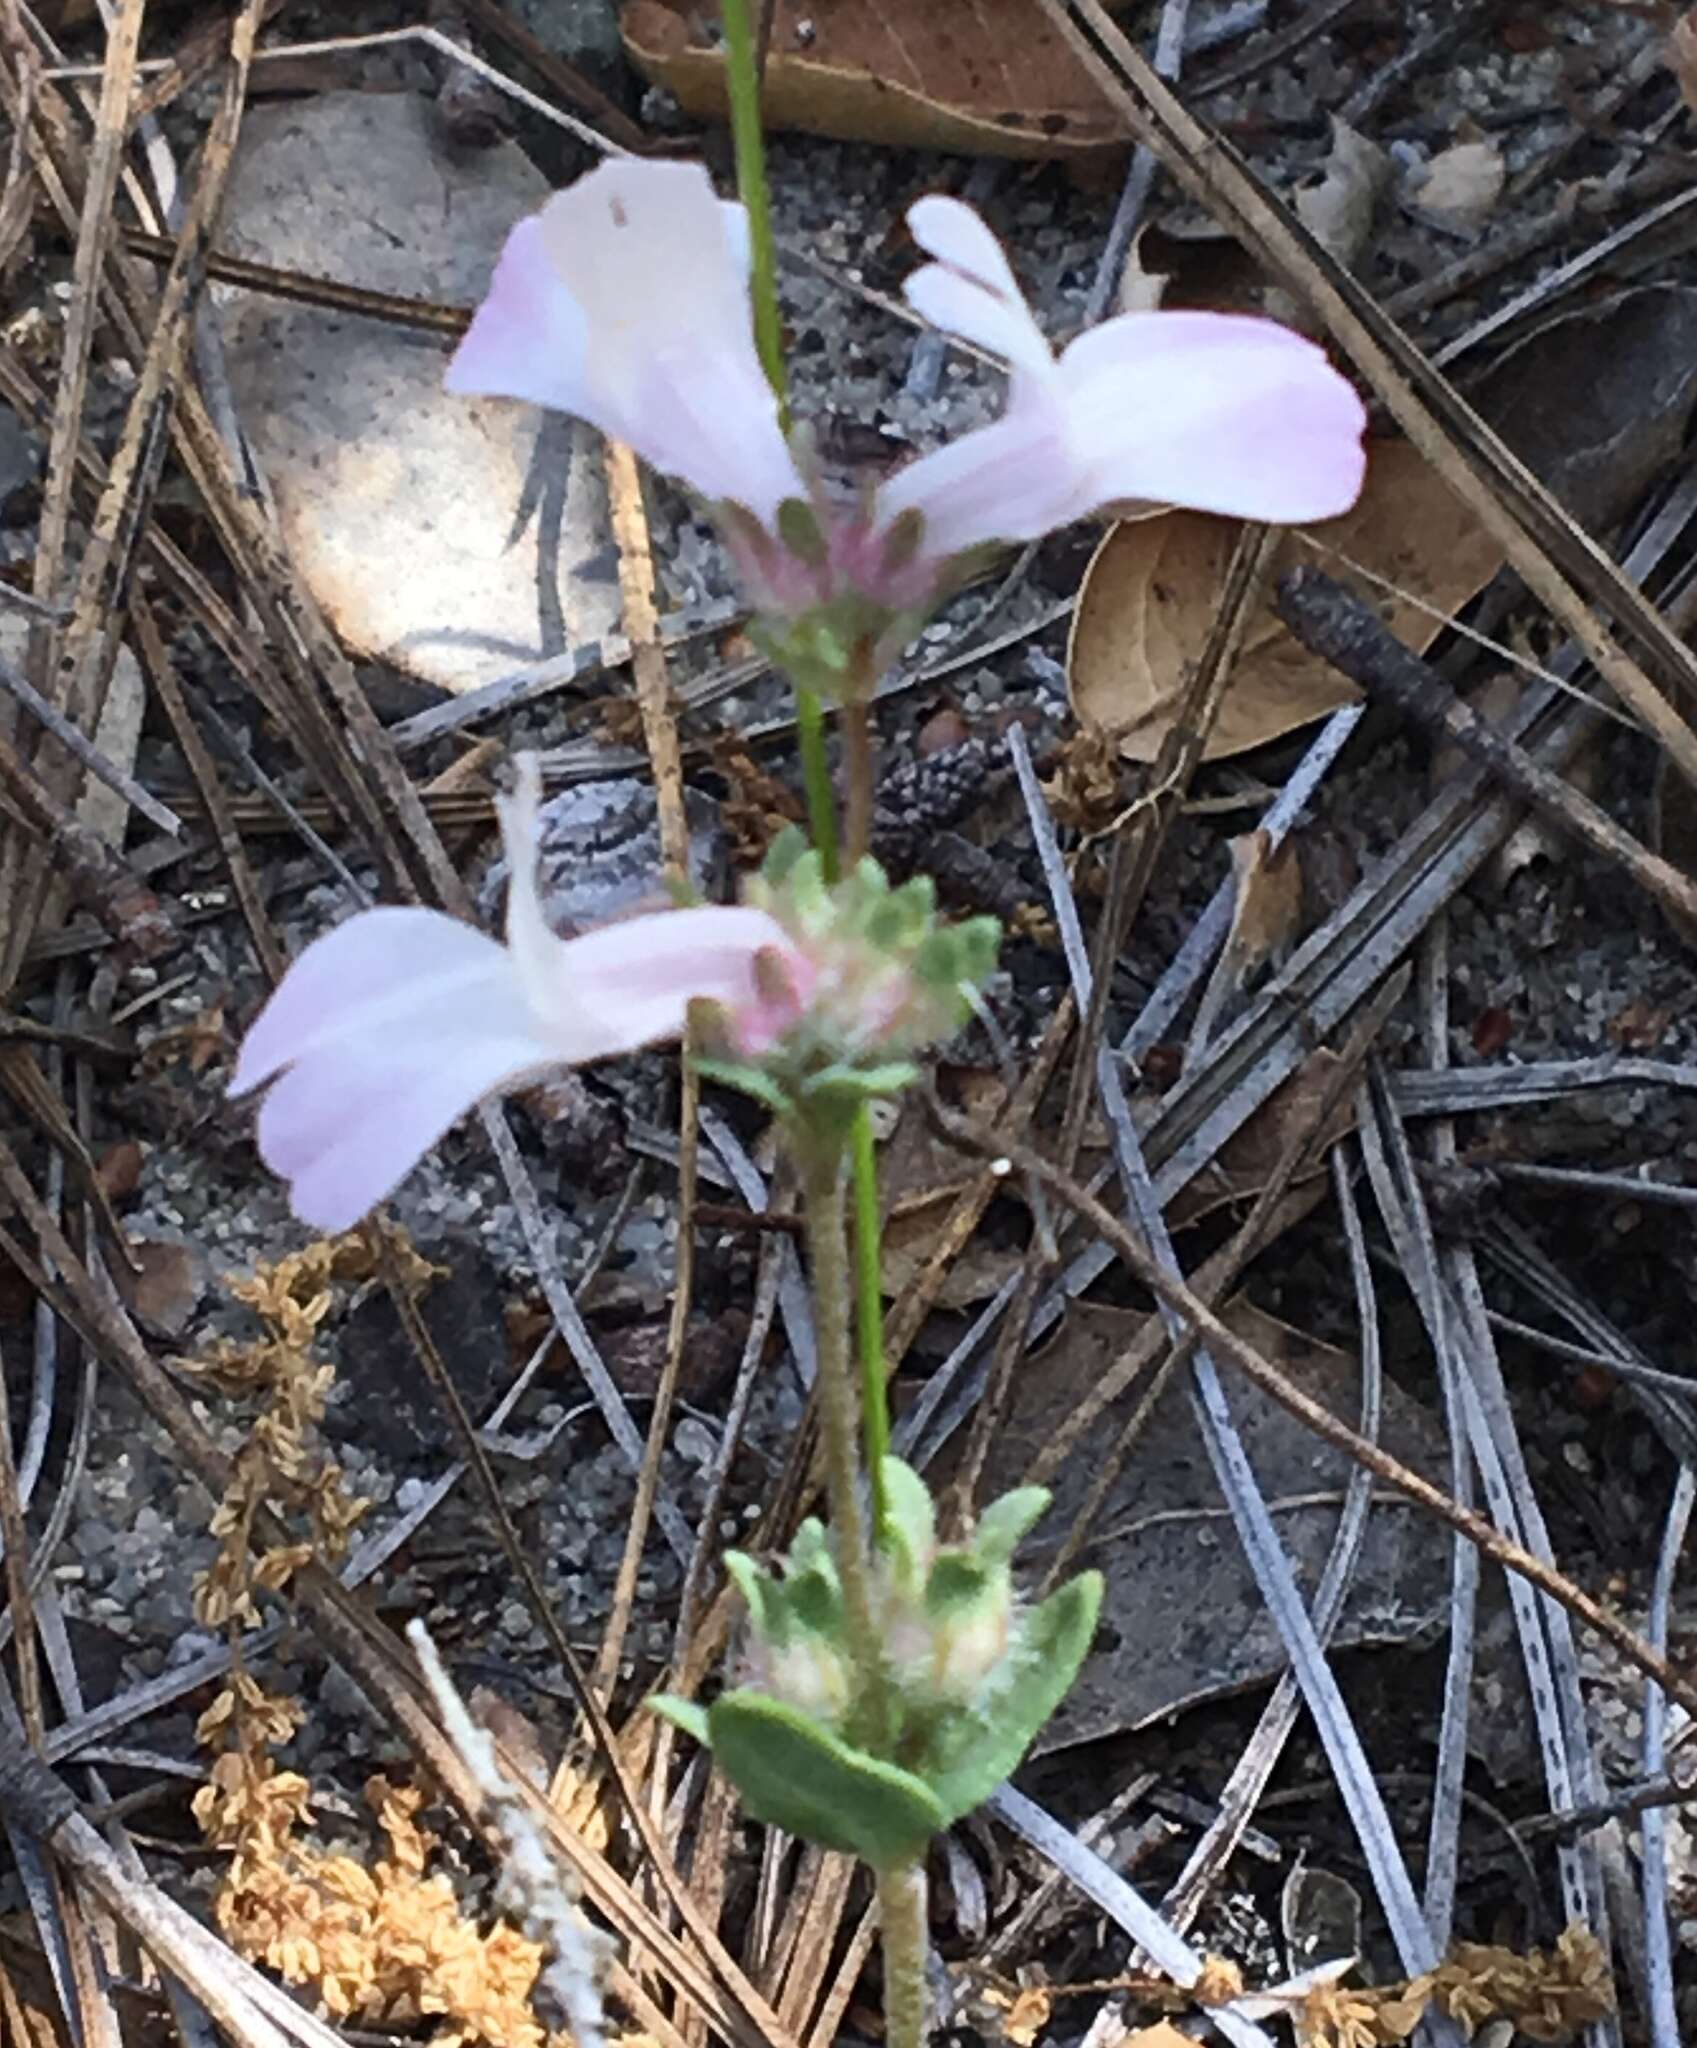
[718,0,786,422]
[876,1858,930,2048]
[850,1105,890,1542]
[797,1133,889,1749]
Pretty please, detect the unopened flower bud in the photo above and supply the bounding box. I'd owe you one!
[752,1636,852,1724]
[929,1590,1014,1706]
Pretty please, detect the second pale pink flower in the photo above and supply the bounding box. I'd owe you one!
[230,759,804,1232]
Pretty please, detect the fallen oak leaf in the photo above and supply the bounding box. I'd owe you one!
[622,0,1133,158]
[1068,436,1499,762]
[1268,117,1392,334]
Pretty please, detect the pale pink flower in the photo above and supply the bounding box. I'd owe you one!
[447,161,1367,625]
[230,759,802,1232]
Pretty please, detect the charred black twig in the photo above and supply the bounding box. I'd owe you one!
[1276,564,1697,929]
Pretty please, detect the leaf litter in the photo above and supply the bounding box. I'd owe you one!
[1069,282,1697,765]
[6,0,1697,2044]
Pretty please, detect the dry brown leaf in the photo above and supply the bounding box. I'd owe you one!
[1134,215,1266,317]
[1267,118,1391,336]
[1123,2027,1195,2048]
[981,1292,1450,1752]
[1410,135,1505,234]
[1166,1049,1354,1230]
[1667,7,1697,116]
[622,0,1132,158]
[1067,437,1500,762]
[116,1237,205,1339]
[1225,828,1302,974]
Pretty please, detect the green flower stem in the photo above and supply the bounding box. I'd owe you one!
[840,637,885,1540]
[850,1103,891,1544]
[797,1131,890,1751]
[876,1857,930,2048]
[795,686,840,881]
[720,0,846,881]
[719,0,786,423]
[842,694,874,864]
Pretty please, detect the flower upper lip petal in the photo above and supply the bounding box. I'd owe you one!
[447,159,803,524]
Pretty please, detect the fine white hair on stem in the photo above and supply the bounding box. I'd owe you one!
[408,1620,612,2048]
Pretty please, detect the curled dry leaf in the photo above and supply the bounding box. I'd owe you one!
[1267,118,1391,333]
[621,0,1131,158]
[1115,225,1171,316]
[1185,828,1305,1063]
[1409,133,1506,234]
[1224,828,1303,975]
[115,1236,205,1339]
[1068,437,1501,762]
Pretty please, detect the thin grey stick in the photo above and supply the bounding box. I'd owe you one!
[1085,0,1192,322]
[1276,566,1697,934]
[1490,1160,1697,1213]
[1641,1462,1695,2048]
[988,1785,1274,2048]
[1412,913,1477,1953]
[481,1102,693,1560]
[0,653,182,836]
[1158,1143,1384,1936]
[1007,722,1441,1981]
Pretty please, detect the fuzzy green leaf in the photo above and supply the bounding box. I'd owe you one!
[761,825,811,888]
[692,1058,795,1118]
[955,916,1002,984]
[707,1690,945,1863]
[648,1694,711,1746]
[879,1457,936,1589]
[776,496,827,566]
[788,1562,842,1637]
[924,1551,993,1621]
[788,1518,832,1574]
[972,1485,1051,1571]
[918,1570,1103,1826]
[799,1062,919,1107]
[724,1551,780,1643]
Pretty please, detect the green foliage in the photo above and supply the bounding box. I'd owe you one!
[653,1467,1101,1860]
[706,1691,946,1866]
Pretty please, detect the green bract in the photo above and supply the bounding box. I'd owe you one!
[695,839,1000,1136]
[651,1461,1101,1867]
